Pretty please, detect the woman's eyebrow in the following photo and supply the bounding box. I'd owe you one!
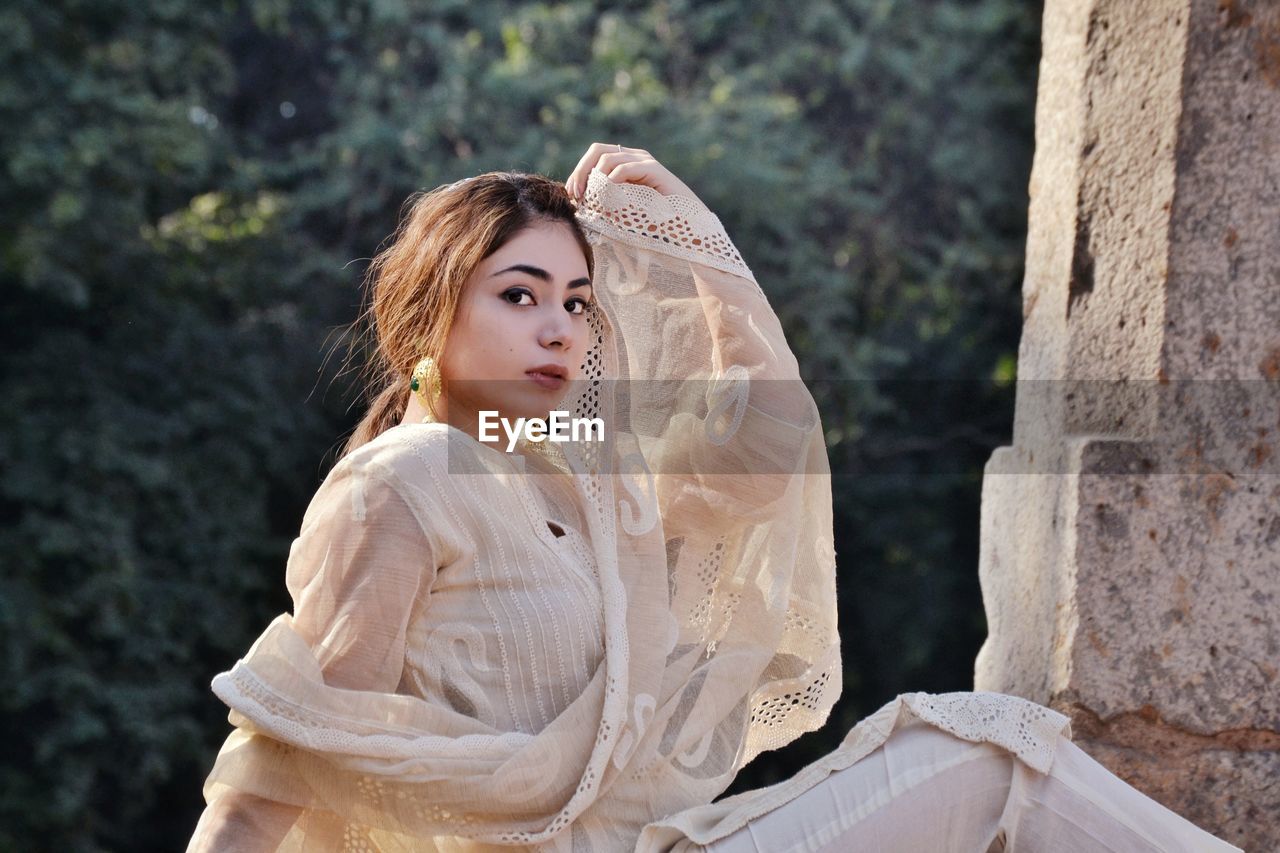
[490,263,591,289]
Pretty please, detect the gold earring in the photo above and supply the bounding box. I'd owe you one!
[410,355,442,423]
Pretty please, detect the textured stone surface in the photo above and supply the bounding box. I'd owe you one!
[974,0,1280,849]
[1061,694,1276,853]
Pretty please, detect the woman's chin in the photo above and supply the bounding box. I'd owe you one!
[479,399,557,425]
[459,389,557,423]
[514,387,573,417]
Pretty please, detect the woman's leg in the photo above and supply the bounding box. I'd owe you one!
[702,719,1243,853]
[705,719,1014,853]
[1002,735,1244,852]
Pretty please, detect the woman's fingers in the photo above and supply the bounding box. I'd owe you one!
[564,142,694,202]
[566,143,649,200]
[596,150,645,178]
[566,142,614,198]
[601,159,662,191]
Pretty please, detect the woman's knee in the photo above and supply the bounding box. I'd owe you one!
[702,723,1020,852]
[879,720,1017,786]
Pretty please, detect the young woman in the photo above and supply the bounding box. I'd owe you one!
[187,144,1242,852]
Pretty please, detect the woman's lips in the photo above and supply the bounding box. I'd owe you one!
[525,371,566,390]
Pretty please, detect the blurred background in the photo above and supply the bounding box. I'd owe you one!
[0,0,1044,848]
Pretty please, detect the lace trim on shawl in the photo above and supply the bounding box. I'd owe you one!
[573,166,763,293]
[211,629,534,766]
[904,691,1070,774]
[745,642,842,765]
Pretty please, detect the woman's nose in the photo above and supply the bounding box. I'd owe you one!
[539,308,575,349]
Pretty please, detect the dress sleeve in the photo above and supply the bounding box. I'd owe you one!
[196,447,445,821]
[283,455,433,694]
[573,167,822,542]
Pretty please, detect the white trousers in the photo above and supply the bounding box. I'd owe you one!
[700,719,1243,853]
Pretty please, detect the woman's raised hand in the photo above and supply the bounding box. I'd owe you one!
[564,143,697,203]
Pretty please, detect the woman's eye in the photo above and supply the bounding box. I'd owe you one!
[503,287,592,315]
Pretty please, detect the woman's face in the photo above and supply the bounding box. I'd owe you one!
[438,220,594,426]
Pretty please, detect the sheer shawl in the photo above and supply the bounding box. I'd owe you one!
[194,165,840,851]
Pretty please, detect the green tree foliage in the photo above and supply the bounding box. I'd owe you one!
[0,0,1041,847]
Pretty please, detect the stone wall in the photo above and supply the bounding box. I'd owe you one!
[974,1,1279,849]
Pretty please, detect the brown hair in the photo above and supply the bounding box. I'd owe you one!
[337,171,594,460]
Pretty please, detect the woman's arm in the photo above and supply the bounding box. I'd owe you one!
[284,457,437,694]
[190,447,441,849]
[186,791,302,853]
[569,151,822,539]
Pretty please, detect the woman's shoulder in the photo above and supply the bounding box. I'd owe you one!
[321,423,472,545]
[331,421,522,526]
[343,421,455,480]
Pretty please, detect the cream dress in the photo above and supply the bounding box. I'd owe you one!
[191,167,1227,851]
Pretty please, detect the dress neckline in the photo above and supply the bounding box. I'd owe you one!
[393,420,585,549]
[393,419,544,470]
